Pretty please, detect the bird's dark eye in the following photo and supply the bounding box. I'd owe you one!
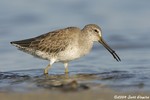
[94,29,99,33]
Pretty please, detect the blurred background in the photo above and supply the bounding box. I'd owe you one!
[0,0,150,92]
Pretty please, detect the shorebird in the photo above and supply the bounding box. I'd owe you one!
[11,24,121,74]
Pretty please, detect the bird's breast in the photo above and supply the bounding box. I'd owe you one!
[57,45,81,62]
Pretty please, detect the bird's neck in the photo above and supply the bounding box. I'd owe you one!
[78,31,93,56]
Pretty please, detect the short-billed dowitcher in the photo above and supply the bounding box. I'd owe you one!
[11,24,121,74]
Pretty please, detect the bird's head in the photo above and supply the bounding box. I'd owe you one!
[83,24,121,62]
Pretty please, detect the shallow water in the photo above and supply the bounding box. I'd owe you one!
[0,0,150,92]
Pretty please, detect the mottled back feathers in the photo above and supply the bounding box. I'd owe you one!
[11,27,80,54]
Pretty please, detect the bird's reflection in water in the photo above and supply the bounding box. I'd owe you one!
[35,73,90,91]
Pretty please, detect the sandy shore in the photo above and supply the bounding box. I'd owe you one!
[0,89,150,100]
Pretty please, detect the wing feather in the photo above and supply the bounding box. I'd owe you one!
[11,27,80,54]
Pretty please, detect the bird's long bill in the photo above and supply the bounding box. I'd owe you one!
[99,38,121,61]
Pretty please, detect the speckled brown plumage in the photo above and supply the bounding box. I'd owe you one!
[11,27,80,55]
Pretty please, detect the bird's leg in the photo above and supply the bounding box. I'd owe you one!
[44,64,51,74]
[44,59,56,74]
[64,62,69,74]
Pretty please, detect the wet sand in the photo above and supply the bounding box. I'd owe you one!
[0,89,150,100]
